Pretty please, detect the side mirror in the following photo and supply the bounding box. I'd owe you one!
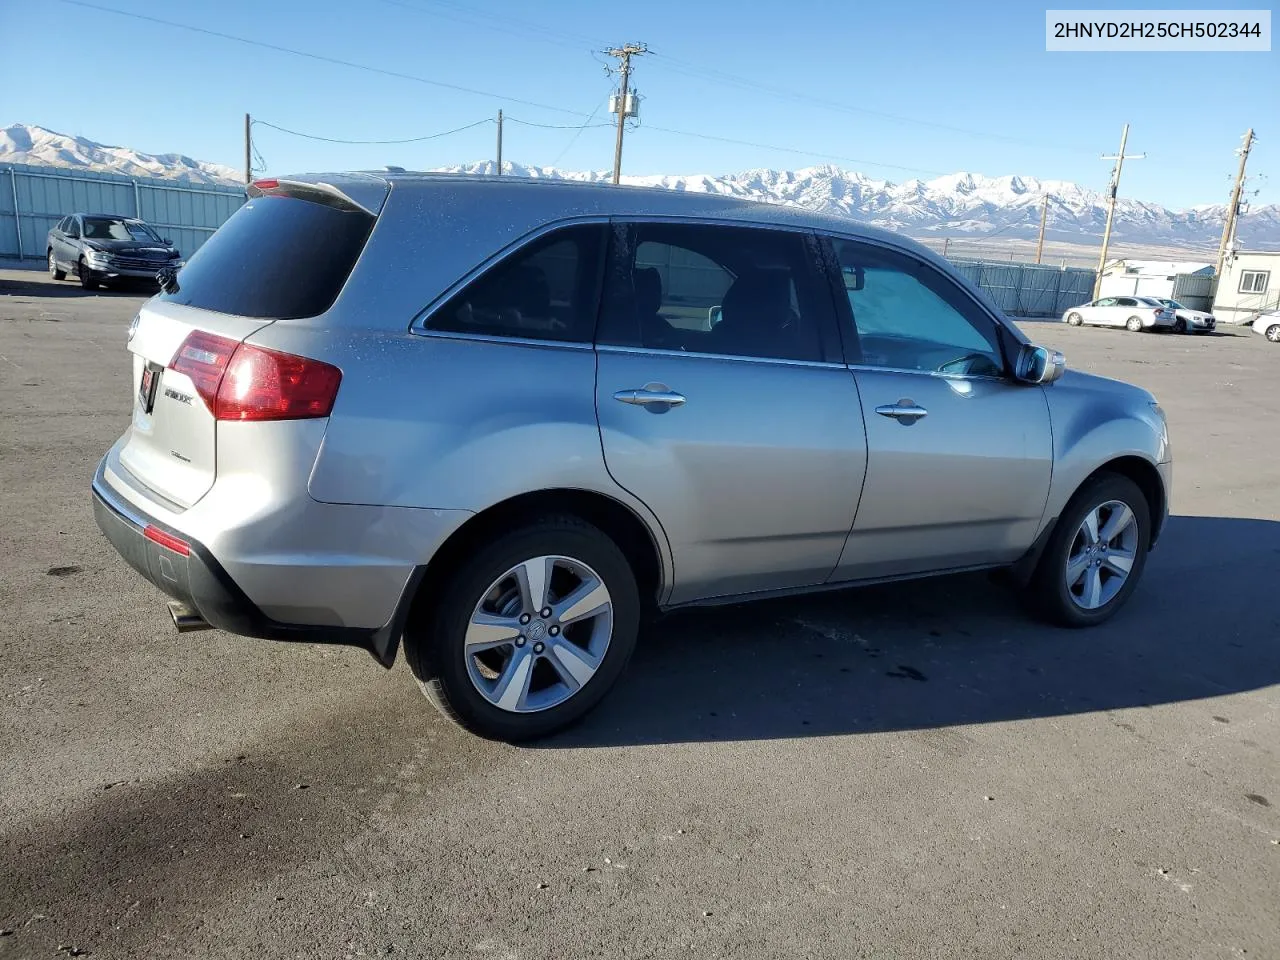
[1017,344,1065,384]
[163,238,171,245]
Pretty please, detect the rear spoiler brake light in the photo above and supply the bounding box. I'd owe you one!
[248,178,376,216]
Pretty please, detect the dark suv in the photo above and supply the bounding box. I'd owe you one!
[47,214,182,290]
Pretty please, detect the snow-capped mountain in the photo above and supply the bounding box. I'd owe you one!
[1,123,240,186]
[3,123,1275,248]
[438,161,1280,250]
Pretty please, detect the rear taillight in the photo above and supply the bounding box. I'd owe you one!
[170,331,341,421]
[1154,310,1162,318]
[144,524,190,556]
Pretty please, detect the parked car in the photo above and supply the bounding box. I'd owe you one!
[91,174,1172,741]
[1251,310,1280,342]
[1062,296,1177,332]
[47,213,182,290]
[1154,298,1217,334]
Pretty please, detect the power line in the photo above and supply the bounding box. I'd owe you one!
[374,0,609,51]
[504,117,614,131]
[549,93,615,168]
[57,0,592,119]
[253,117,494,145]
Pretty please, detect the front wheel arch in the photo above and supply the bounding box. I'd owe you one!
[1008,455,1167,585]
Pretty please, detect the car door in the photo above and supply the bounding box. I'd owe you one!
[63,216,82,266]
[1082,297,1114,325]
[824,236,1053,581]
[1111,296,1144,326]
[594,220,867,603]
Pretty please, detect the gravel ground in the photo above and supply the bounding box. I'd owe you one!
[1,269,1277,960]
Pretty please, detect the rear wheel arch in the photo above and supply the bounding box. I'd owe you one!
[398,488,667,658]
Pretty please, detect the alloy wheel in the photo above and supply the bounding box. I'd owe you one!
[1064,500,1139,610]
[464,555,613,713]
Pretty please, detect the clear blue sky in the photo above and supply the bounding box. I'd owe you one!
[2,0,1276,208]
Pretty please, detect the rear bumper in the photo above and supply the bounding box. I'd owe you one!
[91,460,405,665]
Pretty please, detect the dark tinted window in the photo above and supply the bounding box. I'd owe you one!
[831,238,1003,377]
[156,196,374,319]
[427,225,603,343]
[601,222,830,363]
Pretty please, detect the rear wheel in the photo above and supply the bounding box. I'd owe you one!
[1027,473,1150,627]
[1266,324,1280,343]
[1067,312,1083,326]
[77,258,100,291]
[48,249,66,281]
[1125,316,1143,332]
[405,515,640,741]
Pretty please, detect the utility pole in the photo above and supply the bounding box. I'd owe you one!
[1216,128,1255,277]
[1035,195,1048,264]
[244,113,252,184]
[606,43,646,185]
[1092,123,1145,300]
[496,109,503,176]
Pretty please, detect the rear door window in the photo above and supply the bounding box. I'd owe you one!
[155,195,375,319]
[67,219,80,239]
[425,224,605,343]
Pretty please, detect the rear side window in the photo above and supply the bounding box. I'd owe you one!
[426,224,604,343]
[156,196,374,319]
[67,219,81,239]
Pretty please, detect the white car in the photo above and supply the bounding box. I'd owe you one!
[1252,310,1280,343]
[1063,296,1177,332]
[1154,298,1217,334]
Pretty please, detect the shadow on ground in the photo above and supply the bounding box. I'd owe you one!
[545,514,1280,747]
[0,275,153,298]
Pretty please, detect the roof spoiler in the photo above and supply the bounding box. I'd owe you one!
[246,176,388,216]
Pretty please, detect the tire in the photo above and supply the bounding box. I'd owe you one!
[1125,316,1143,332]
[1266,324,1280,343]
[1173,318,1186,334]
[405,515,640,741]
[48,249,66,281]
[1067,312,1083,326]
[1027,473,1150,627]
[78,259,100,291]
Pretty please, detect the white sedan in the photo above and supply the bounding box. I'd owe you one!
[1154,298,1217,334]
[1062,296,1177,332]
[1252,310,1280,343]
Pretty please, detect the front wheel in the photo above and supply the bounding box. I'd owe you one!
[77,259,100,290]
[405,516,640,741]
[1027,473,1150,627]
[1173,318,1187,334]
[1125,316,1144,332]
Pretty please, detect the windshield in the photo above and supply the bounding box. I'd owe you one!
[1161,299,1184,309]
[82,217,162,242]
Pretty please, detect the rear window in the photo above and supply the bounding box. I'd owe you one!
[156,195,374,319]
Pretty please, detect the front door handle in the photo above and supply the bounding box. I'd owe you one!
[614,387,687,407]
[875,400,928,423]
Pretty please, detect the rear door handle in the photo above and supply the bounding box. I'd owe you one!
[875,400,928,422]
[614,388,686,407]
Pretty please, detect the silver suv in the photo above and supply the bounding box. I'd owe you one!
[92,174,1172,740]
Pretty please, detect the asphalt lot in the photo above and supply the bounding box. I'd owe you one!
[1,266,1277,960]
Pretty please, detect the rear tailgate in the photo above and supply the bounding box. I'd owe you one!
[112,175,385,510]
[119,302,274,508]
